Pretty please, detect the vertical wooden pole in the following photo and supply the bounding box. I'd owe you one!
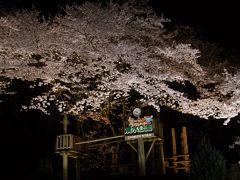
[63,114,69,134]
[159,141,166,175]
[138,138,146,176]
[171,128,177,156]
[111,145,118,173]
[155,141,166,175]
[63,152,68,180]
[131,145,136,172]
[155,112,162,137]
[150,143,156,175]
[171,128,177,173]
[181,126,189,155]
[112,145,118,165]
[159,120,165,174]
[181,126,190,172]
[107,96,116,136]
[76,157,81,180]
[159,122,164,138]
[122,96,126,135]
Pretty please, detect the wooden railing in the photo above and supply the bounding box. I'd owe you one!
[165,154,190,173]
[55,134,86,152]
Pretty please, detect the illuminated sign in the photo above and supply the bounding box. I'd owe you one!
[125,115,154,140]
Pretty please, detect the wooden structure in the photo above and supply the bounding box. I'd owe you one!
[55,115,87,180]
[55,113,190,180]
[125,136,165,176]
[164,127,190,173]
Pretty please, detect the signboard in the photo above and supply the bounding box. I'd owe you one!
[125,115,154,140]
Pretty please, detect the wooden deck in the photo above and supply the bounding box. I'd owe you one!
[165,155,190,173]
[55,134,87,156]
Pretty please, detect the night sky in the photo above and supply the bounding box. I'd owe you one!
[1,0,240,51]
[151,0,240,50]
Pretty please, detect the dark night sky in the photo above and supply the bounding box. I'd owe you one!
[151,0,240,50]
[0,0,239,50]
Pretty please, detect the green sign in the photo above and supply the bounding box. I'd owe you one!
[125,124,153,134]
[125,115,154,139]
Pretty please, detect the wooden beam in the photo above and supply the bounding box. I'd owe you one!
[171,128,177,156]
[146,139,156,160]
[88,139,125,147]
[76,157,81,180]
[127,142,137,153]
[61,114,70,134]
[122,96,126,135]
[75,135,124,145]
[159,142,166,174]
[155,141,166,175]
[63,152,68,180]
[112,145,118,165]
[138,138,146,176]
[181,126,189,155]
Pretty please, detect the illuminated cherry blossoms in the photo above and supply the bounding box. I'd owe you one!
[0,1,239,122]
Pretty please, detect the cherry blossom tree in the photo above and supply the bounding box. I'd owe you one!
[0,1,239,130]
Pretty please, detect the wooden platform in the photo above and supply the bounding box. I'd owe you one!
[55,134,87,157]
[165,155,190,173]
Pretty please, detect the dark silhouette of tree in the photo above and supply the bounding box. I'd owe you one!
[190,135,227,180]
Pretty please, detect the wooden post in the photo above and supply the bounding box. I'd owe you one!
[159,142,166,175]
[159,122,164,138]
[122,96,126,135]
[111,145,118,173]
[150,143,156,175]
[171,128,177,173]
[181,126,189,155]
[155,141,166,175]
[156,120,165,174]
[180,126,190,172]
[62,114,69,134]
[131,144,136,173]
[112,145,118,165]
[76,157,81,180]
[63,152,68,180]
[171,128,177,156]
[155,112,162,137]
[107,96,116,136]
[138,138,146,176]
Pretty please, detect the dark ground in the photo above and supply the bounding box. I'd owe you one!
[89,174,190,180]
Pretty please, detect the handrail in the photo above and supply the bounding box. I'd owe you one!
[55,134,85,152]
[75,135,124,145]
